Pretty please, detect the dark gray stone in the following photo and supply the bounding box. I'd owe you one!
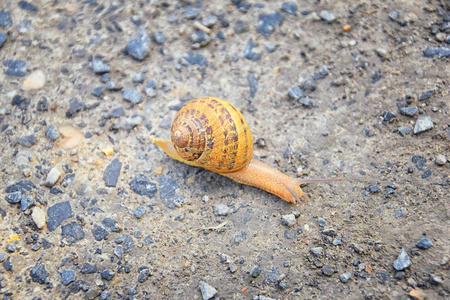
[92,223,109,241]
[5,191,22,204]
[107,107,125,119]
[30,263,49,284]
[126,26,151,61]
[20,195,34,211]
[122,88,142,104]
[250,265,261,278]
[17,134,37,147]
[202,15,218,28]
[183,6,199,20]
[103,158,122,187]
[282,2,298,15]
[299,97,313,108]
[257,11,283,37]
[288,86,304,100]
[399,106,418,117]
[199,281,217,300]
[45,125,60,141]
[66,98,87,117]
[92,58,110,74]
[158,175,187,209]
[264,42,278,53]
[423,46,450,58]
[318,217,327,227]
[388,11,399,21]
[60,269,75,286]
[114,245,123,259]
[243,39,261,60]
[133,206,146,219]
[129,174,157,199]
[393,248,412,271]
[102,218,119,232]
[123,234,135,253]
[106,80,121,91]
[91,86,104,98]
[230,231,247,245]
[132,73,145,83]
[264,267,282,284]
[153,32,164,44]
[47,201,73,231]
[284,229,296,239]
[80,262,97,274]
[310,247,323,257]
[414,116,433,134]
[0,11,13,28]
[322,264,334,276]
[382,111,396,122]
[5,180,35,194]
[61,222,85,244]
[0,32,6,48]
[398,127,411,136]
[234,20,249,34]
[190,30,210,47]
[18,1,38,12]
[418,90,434,101]
[100,269,115,281]
[247,73,258,98]
[322,228,337,237]
[182,52,208,67]
[416,237,433,250]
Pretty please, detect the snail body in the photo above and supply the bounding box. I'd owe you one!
[152,97,342,204]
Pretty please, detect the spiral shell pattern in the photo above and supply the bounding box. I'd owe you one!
[171,97,253,173]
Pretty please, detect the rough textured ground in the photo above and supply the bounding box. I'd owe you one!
[0,0,449,299]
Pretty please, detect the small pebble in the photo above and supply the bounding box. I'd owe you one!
[435,154,447,166]
[101,269,115,281]
[264,42,278,53]
[318,217,327,227]
[288,86,304,100]
[45,125,60,141]
[17,134,37,148]
[409,289,427,300]
[153,32,164,44]
[18,1,38,12]
[92,58,110,74]
[229,262,238,273]
[106,80,121,91]
[416,237,433,250]
[340,272,351,283]
[413,116,433,134]
[0,32,7,48]
[129,174,157,199]
[126,26,151,61]
[382,111,396,122]
[3,59,28,77]
[234,20,249,34]
[190,30,210,47]
[319,10,336,23]
[30,263,49,284]
[91,86,104,98]
[399,106,418,117]
[183,6,198,20]
[281,214,296,227]
[393,248,412,271]
[47,201,73,232]
[250,265,261,278]
[198,281,217,300]
[6,191,23,204]
[122,88,142,104]
[60,269,75,286]
[423,46,450,58]
[21,195,34,211]
[398,127,411,136]
[418,90,434,101]
[6,244,15,253]
[202,15,218,28]
[45,167,61,187]
[310,247,323,257]
[80,262,97,274]
[212,204,230,216]
[257,11,283,36]
[429,274,443,285]
[31,207,46,229]
[23,70,46,90]
[103,158,122,187]
[281,2,298,16]
[322,228,337,236]
[133,206,146,219]
[322,264,334,276]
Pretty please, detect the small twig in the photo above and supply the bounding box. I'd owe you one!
[194,21,211,34]
[192,220,228,232]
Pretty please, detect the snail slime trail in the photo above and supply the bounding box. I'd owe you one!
[151,97,343,204]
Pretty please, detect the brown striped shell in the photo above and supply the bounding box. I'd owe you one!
[171,97,253,173]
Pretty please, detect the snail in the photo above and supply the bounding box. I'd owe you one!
[151,97,343,203]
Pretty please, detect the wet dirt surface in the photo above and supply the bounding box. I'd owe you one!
[0,0,449,299]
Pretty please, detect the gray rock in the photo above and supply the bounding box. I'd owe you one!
[282,2,298,15]
[158,175,187,209]
[284,229,296,239]
[60,269,75,286]
[123,234,135,253]
[66,97,87,117]
[92,223,109,241]
[47,201,73,231]
[132,73,145,84]
[153,32,164,44]
[234,20,249,34]
[418,90,434,101]
[91,86,104,97]
[5,180,35,193]
[6,244,15,253]
[126,26,151,61]
[322,264,334,276]
[183,6,198,20]
[45,125,60,141]
[429,274,443,285]
[101,269,115,281]
[243,39,261,60]
[322,228,337,236]
[114,245,123,259]
[399,106,418,117]
[288,86,304,100]
[398,127,411,136]
[230,231,247,245]
[393,248,412,271]
[264,42,278,53]
[413,116,433,134]
[17,134,37,147]
[382,110,396,122]
[299,97,313,108]
[61,222,85,244]
[103,158,122,187]
[416,237,433,250]
[0,11,13,28]
[0,32,7,48]
[80,262,97,274]
[340,272,351,283]
[423,46,450,58]
[182,52,209,67]
[257,11,283,37]
[20,195,34,211]
[229,262,238,273]
[320,10,336,23]
[190,30,210,47]
[198,281,217,300]
[281,214,296,227]
[106,80,121,91]
[122,88,142,104]
[318,217,327,227]
[145,87,157,97]
[213,204,230,216]
[202,15,218,28]
[263,267,282,284]
[133,206,146,219]
[5,191,22,204]
[3,59,27,77]
[92,58,110,74]
[332,237,342,246]
[250,265,261,278]
[30,263,49,284]
[388,11,399,21]
[435,154,447,166]
[45,167,61,187]
[310,247,323,257]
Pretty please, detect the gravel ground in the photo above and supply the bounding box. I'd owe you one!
[0,0,449,299]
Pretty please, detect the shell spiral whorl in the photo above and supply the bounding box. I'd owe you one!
[170,97,253,173]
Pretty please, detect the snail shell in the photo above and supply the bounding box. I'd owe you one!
[171,97,253,173]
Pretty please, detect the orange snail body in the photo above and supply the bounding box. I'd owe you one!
[151,97,343,203]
